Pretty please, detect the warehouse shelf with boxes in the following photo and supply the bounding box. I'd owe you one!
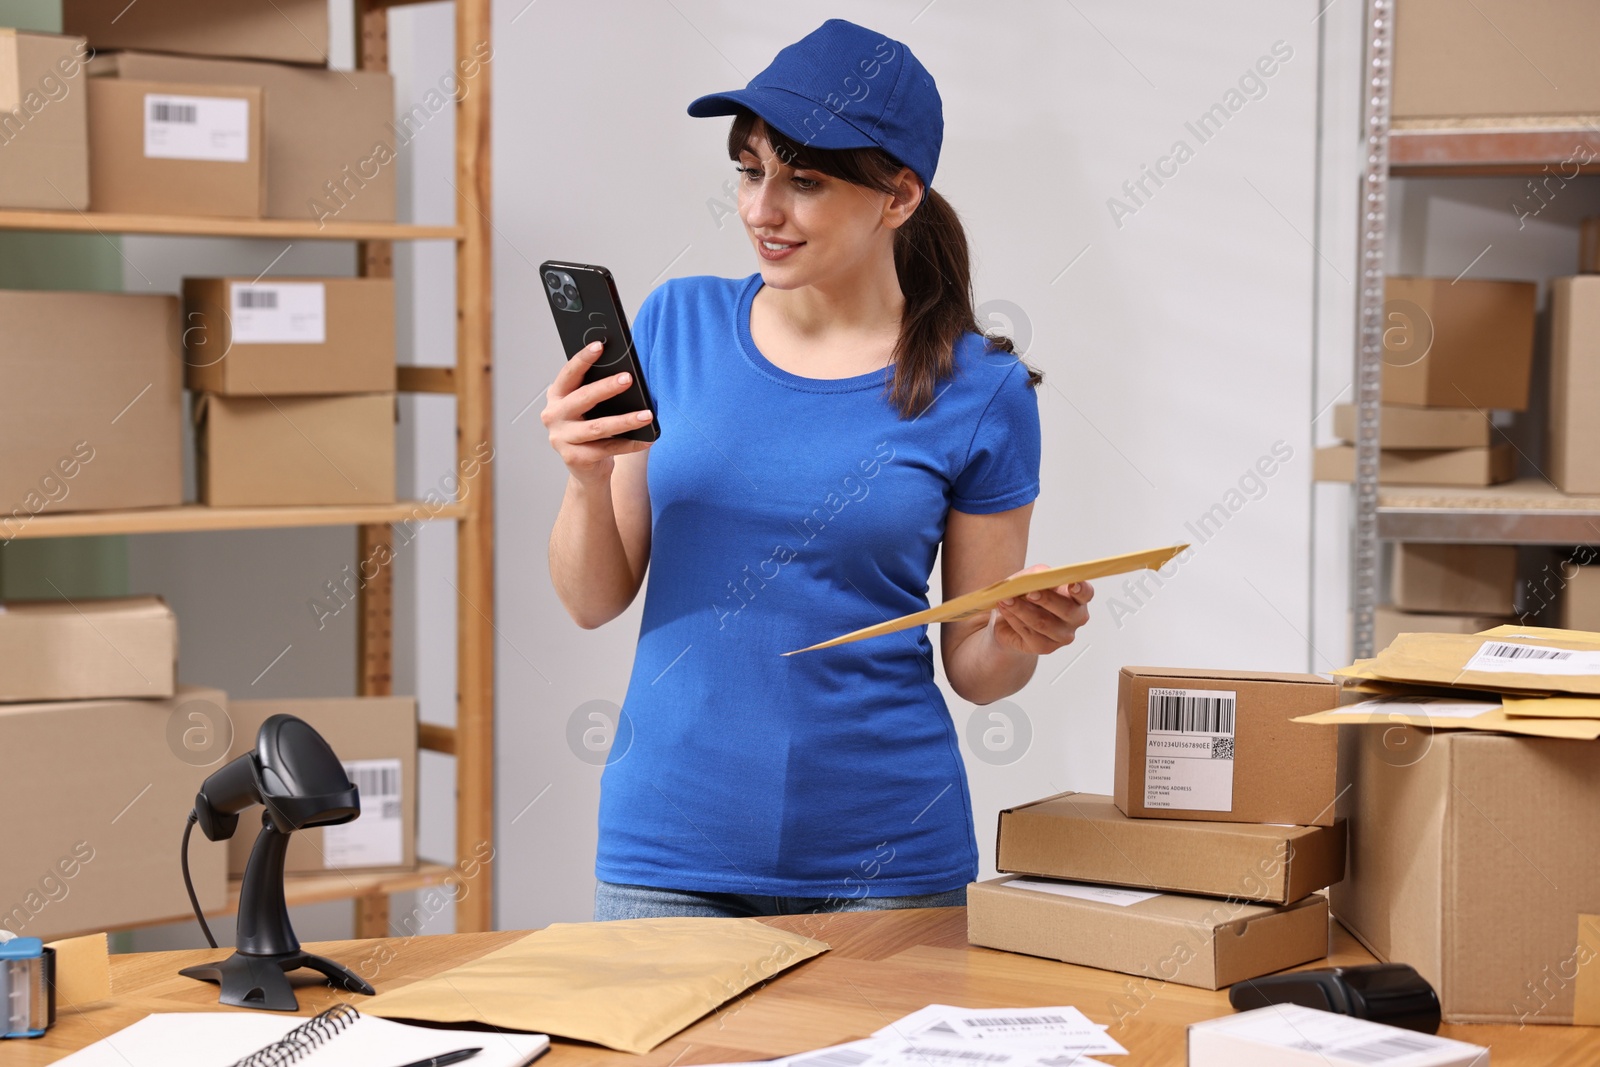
[1327,0,1600,659]
[1290,0,1600,1031]
[0,0,496,940]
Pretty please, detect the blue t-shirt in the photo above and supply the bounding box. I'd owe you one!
[595,272,1041,898]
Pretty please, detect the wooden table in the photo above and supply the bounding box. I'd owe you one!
[17,909,1600,1066]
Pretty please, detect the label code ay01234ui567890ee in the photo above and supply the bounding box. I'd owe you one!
[1144,688,1236,812]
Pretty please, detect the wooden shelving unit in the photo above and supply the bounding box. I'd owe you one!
[1,0,496,936]
[78,865,458,939]
[0,210,462,241]
[4,502,469,539]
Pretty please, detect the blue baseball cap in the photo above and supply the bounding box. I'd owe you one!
[687,19,943,191]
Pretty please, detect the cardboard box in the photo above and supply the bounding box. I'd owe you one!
[1332,725,1600,1024]
[1394,0,1600,119]
[966,876,1329,991]
[1188,1004,1488,1067]
[1374,606,1514,653]
[183,277,396,395]
[1549,276,1600,494]
[86,78,264,217]
[195,392,395,507]
[224,697,417,875]
[64,0,330,66]
[996,792,1345,905]
[1392,542,1518,615]
[1382,276,1536,411]
[1581,217,1600,274]
[1561,564,1600,633]
[0,686,228,940]
[1115,667,1338,826]
[0,290,181,527]
[0,596,176,702]
[1332,403,1492,450]
[90,52,395,223]
[1313,443,1516,487]
[0,31,90,210]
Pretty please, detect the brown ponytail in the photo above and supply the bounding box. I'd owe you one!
[727,112,1044,419]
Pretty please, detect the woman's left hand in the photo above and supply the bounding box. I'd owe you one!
[990,564,1094,655]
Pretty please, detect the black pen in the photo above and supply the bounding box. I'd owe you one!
[393,1049,482,1067]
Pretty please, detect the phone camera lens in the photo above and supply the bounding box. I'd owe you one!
[562,283,577,299]
[544,271,562,290]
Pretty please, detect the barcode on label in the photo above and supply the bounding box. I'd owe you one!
[1475,641,1572,662]
[1148,689,1236,733]
[344,762,400,798]
[969,1015,1071,1027]
[149,101,197,124]
[900,1049,1011,1063]
[1330,1034,1439,1063]
[235,289,278,309]
[791,1050,873,1067]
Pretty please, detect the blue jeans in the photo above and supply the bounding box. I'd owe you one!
[593,879,967,921]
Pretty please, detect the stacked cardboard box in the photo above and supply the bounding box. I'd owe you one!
[0,596,423,938]
[1315,277,1533,487]
[69,2,395,221]
[1376,542,1518,647]
[87,52,394,222]
[0,290,182,523]
[0,593,228,940]
[0,597,177,701]
[185,276,397,506]
[0,688,231,940]
[968,668,1344,990]
[0,31,91,210]
[63,0,332,65]
[1548,276,1600,495]
[1300,625,1600,1022]
[1392,0,1600,120]
[1562,563,1600,631]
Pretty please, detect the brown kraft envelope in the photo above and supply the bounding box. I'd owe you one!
[361,917,829,1054]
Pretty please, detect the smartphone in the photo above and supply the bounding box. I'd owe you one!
[538,260,659,443]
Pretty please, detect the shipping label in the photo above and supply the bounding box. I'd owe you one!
[229,282,327,345]
[1144,687,1235,812]
[323,758,403,868]
[1463,639,1600,677]
[143,94,250,162]
[1001,877,1160,908]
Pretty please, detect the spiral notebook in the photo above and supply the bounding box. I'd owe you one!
[53,1004,549,1067]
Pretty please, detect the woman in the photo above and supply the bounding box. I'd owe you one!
[542,18,1093,921]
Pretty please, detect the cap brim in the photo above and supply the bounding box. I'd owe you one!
[686,86,880,152]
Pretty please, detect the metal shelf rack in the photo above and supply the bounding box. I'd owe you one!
[1350,0,1600,656]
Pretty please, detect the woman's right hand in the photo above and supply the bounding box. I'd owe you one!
[541,341,655,483]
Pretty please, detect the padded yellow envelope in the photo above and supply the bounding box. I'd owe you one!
[1354,629,1600,696]
[1294,697,1600,740]
[784,543,1187,655]
[362,918,828,1054]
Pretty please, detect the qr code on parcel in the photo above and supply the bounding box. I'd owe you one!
[1211,736,1234,760]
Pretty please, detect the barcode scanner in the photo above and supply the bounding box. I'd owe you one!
[1228,963,1441,1034]
[178,714,375,1011]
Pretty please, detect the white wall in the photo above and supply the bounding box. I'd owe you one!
[493,0,1328,928]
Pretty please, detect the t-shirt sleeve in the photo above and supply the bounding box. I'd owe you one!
[950,361,1042,514]
[630,279,669,382]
